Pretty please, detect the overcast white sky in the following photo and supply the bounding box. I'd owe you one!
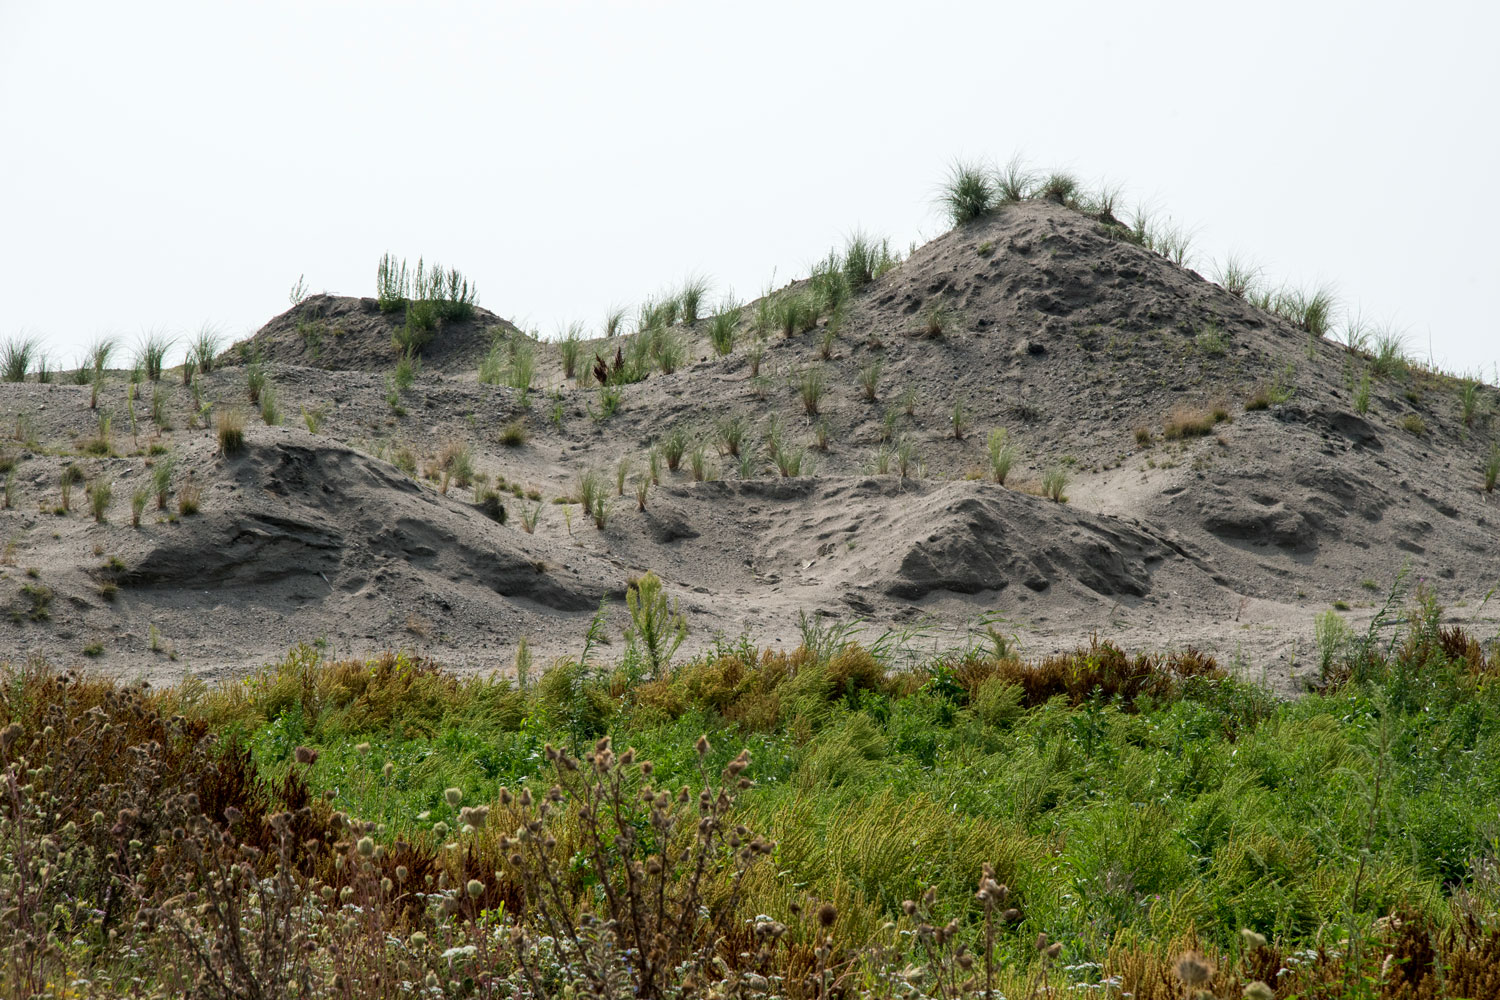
[3,1,1497,376]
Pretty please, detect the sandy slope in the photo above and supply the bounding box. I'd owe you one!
[3,201,1497,690]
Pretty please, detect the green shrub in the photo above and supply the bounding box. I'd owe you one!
[259,384,281,425]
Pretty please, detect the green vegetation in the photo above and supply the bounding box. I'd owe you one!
[558,322,583,378]
[260,383,282,425]
[218,409,246,455]
[987,427,1015,483]
[1212,254,1261,298]
[381,254,479,352]
[136,330,173,381]
[481,334,537,396]
[707,305,738,356]
[797,366,826,416]
[2,335,38,382]
[679,275,711,324]
[88,477,112,522]
[661,426,688,472]
[4,584,1498,998]
[939,159,998,225]
[950,396,969,440]
[1042,464,1069,501]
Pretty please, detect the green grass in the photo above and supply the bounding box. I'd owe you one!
[987,427,1015,483]
[1041,464,1069,501]
[1,335,38,382]
[797,366,826,415]
[1212,254,1261,298]
[678,275,711,324]
[996,154,1032,203]
[190,325,221,374]
[707,306,738,356]
[4,582,1500,997]
[1271,285,1338,338]
[135,330,173,381]
[939,159,997,226]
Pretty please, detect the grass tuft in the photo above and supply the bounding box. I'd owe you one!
[938,159,998,226]
[218,409,246,455]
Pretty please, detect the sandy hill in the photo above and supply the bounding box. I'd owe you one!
[3,197,1497,689]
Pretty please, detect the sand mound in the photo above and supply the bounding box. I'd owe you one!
[4,198,1497,689]
[238,294,520,374]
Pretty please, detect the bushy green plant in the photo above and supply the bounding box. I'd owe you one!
[707,306,738,356]
[679,275,711,324]
[625,570,687,675]
[939,159,997,225]
[136,330,172,381]
[2,335,39,382]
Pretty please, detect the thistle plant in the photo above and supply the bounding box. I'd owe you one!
[500,734,769,1000]
[624,570,687,675]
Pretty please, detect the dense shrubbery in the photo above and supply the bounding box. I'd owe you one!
[3,593,1500,997]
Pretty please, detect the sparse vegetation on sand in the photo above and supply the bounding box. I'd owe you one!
[4,582,1500,998]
